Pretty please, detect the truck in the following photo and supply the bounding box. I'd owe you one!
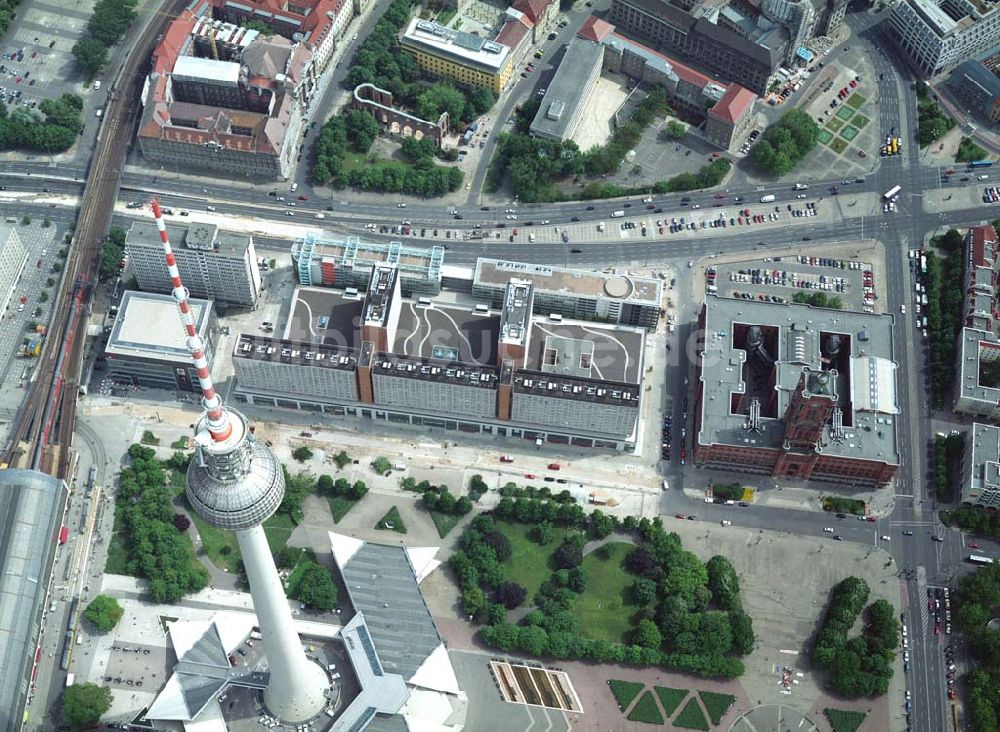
[66,673,74,688]
[759,194,776,203]
[884,185,901,201]
[58,526,69,545]
[793,183,808,190]
[597,221,605,232]
[611,210,625,218]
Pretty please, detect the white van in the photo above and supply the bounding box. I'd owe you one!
[314,213,325,219]
[93,81,101,90]
[290,182,298,192]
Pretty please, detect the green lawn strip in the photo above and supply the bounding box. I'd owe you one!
[818,130,833,145]
[430,510,462,538]
[169,469,186,496]
[654,686,688,717]
[841,125,859,141]
[105,532,130,575]
[262,512,296,554]
[846,93,865,109]
[852,114,870,129]
[327,495,359,524]
[607,679,644,711]
[698,691,736,725]
[376,506,407,533]
[830,138,848,154]
[826,118,844,132]
[824,708,867,732]
[184,497,242,573]
[626,689,664,725]
[170,437,188,449]
[673,697,710,731]
[496,520,568,599]
[836,106,854,121]
[573,541,636,643]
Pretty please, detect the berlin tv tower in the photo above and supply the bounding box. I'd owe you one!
[150,200,328,722]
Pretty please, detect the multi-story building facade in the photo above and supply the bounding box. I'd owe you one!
[961,422,1000,507]
[693,295,900,487]
[948,58,1000,122]
[138,8,316,180]
[400,19,515,94]
[0,225,27,319]
[955,225,1000,418]
[232,265,648,450]
[888,0,1000,77]
[104,291,216,391]
[126,220,261,309]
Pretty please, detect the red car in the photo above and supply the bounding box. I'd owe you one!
[297,194,309,201]
[948,689,958,700]
[523,473,536,479]
[679,449,686,466]
[547,463,561,470]
[934,625,941,635]
[969,542,980,549]
[675,514,687,519]
[499,454,514,463]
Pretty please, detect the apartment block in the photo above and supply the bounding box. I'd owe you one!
[126,220,261,309]
[955,225,1000,419]
[888,0,1000,77]
[400,19,514,95]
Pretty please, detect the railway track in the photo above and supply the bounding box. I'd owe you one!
[3,0,192,477]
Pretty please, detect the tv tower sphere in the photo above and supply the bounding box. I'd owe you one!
[149,200,328,723]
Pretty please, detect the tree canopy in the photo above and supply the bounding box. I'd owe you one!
[84,594,124,632]
[749,109,820,177]
[292,563,339,610]
[71,0,138,76]
[63,683,113,729]
[98,226,126,282]
[0,93,84,154]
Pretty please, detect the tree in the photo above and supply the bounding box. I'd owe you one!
[731,612,755,656]
[624,546,658,577]
[172,513,190,532]
[333,450,352,469]
[483,529,512,562]
[531,521,554,545]
[276,545,302,569]
[494,580,527,609]
[455,495,473,515]
[292,446,313,462]
[372,456,392,475]
[468,86,495,115]
[84,594,123,632]
[663,120,686,139]
[706,555,742,611]
[39,291,49,303]
[348,480,368,500]
[63,683,113,729]
[632,577,658,606]
[98,226,126,281]
[72,37,108,76]
[633,618,662,649]
[553,539,583,569]
[294,563,338,610]
[462,586,487,617]
[698,611,734,656]
[344,109,380,151]
[588,509,616,539]
[401,135,438,163]
[317,474,334,495]
[417,83,468,123]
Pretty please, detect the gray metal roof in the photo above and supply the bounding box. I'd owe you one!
[529,37,605,140]
[0,469,67,731]
[339,544,442,680]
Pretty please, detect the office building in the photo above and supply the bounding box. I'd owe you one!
[955,225,1000,419]
[292,233,446,296]
[947,58,1000,122]
[530,36,606,141]
[472,258,662,330]
[138,8,316,179]
[104,291,216,391]
[694,295,900,487]
[400,19,514,94]
[962,422,1000,507]
[232,264,648,450]
[888,0,1000,77]
[209,0,354,72]
[126,220,261,309]
[0,225,27,318]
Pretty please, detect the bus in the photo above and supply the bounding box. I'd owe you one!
[58,526,69,545]
[884,185,901,201]
[970,160,994,169]
[968,554,994,565]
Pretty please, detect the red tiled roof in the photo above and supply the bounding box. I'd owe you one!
[511,0,550,25]
[708,84,756,125]
[608,32,712,88]
[495,19,532,49]
[970,224,999,268]
[215,0,348,39]
[578,16,614,43]
[153,10,197,73]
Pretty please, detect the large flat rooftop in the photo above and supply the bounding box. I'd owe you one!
[106,291,212,361]
[401,18,510,73]
[475,259,661,306]
[698,296,900,466]
[127,220,250,257]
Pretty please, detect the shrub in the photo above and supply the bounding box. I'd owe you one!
[654,686,688,717]
[172,513,190,532]
[823,708,867,732]
[607,679,644,710]
[698,691,735,725]
[292,446,313,462]
[673,697,710,730]
[626,690,664,724]
[84,595,123,632]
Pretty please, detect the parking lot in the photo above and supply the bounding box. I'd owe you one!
[706,253,879,313]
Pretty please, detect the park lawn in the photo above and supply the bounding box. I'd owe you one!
[105,531,131,575]
[607,679,644,710]
[495,520,569,599]
[835,105,854,121]
[376,506,407,533]
[327,496,359,524]
[655,686,689,717]
[673,697,710,730]
[818,130,833,145]
[340,150,369,173]
[826,117,844,133]
[626,690,664,724]
[573,541,637,644]
[852,114,870,129]
[185,498,242,573]
[841,125,859,141]
[830,137,848,154]
[169,469,186,496]
[824,708,867,732]
[263,512,296,554]
[846,93,866,109]
[430,510,462,538]
[698,691,735,725]
[170,437,189,449]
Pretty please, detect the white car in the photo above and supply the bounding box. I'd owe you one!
[900,304,906,314]
[881,535,891,541]
[823,527,834,533]
[796,194,807,199]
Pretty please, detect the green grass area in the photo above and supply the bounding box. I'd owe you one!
[698,691,735,725]
[608,679,644,711]
[835,105,855,121]
[327,495,360,524]
[840,125,859,141]
[824,708,867,732]
[185,498,242,573]
[626,690,664,724]
[376,506,407,533]
[340,150,369,173]
[105,532,130,575]
[169,470,186,496]
[654,686,688,717]
[435,7,456,25]
[830,137,848,154]
[573,541,636,644]
[495,520,568,599]
[430,510,463,538]
[823,496,866,515]
[818,129,833,145]
[826,117,844,133]
[846,93,866,109]
[170,437,189,449]
[673,697,710,730]
[852,114,870,129]
[262,512,296,554]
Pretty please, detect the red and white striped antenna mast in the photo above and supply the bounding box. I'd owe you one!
[149,199,232,442]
